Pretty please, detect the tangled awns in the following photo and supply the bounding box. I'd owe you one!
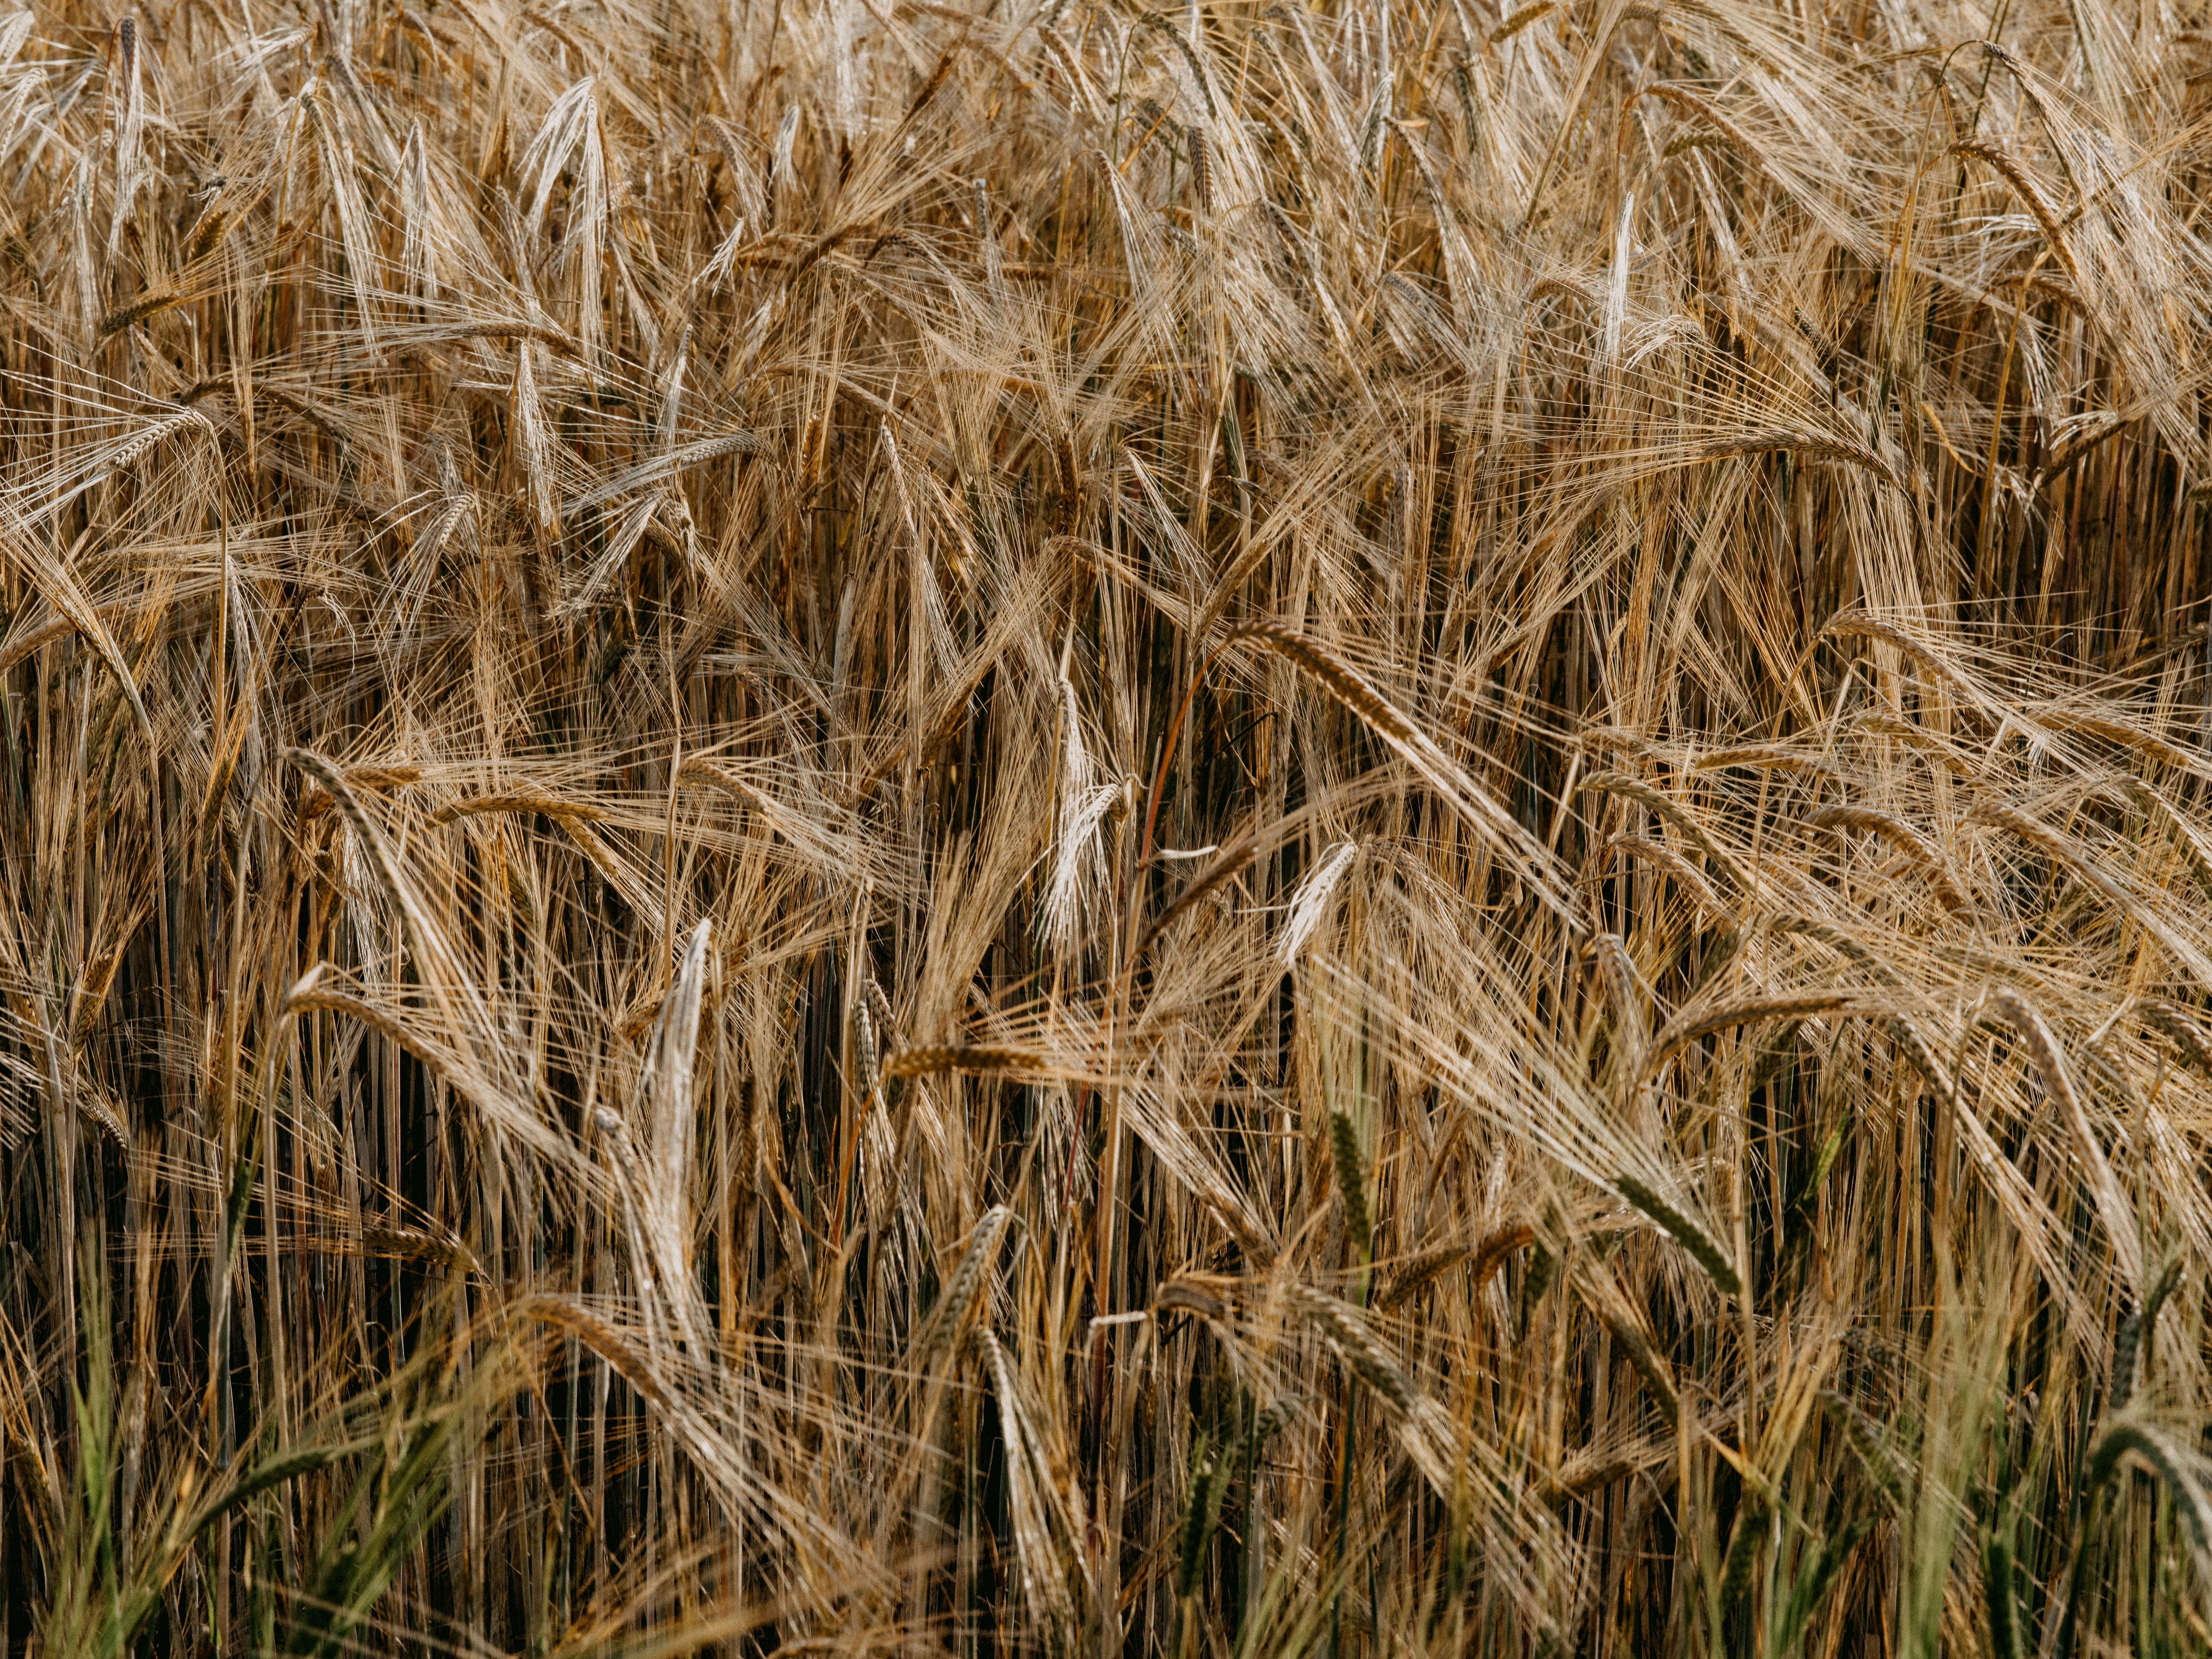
[10,0,2212,1651]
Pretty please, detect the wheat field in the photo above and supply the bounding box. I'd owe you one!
[1,0,2211,1651]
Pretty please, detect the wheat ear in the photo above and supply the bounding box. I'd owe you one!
[1992,989,2144,1290]
[1330,1110,1373,1261]
[1578,770,1755,894]
[1613,1175,1743,1296]
[1806,804,1971,914]
[1646,989,1857,1070]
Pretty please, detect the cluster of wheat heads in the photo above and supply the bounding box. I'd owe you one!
[4,0,2212,1651]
